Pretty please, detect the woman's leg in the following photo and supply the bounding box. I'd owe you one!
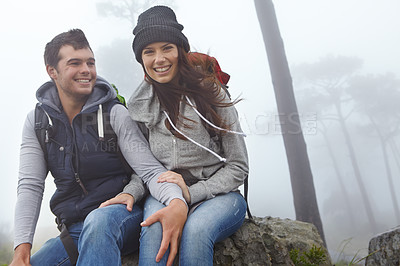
[139,195,170,266]
[31,222,83,266]
[179,192,247,266]
[76,204,143,266]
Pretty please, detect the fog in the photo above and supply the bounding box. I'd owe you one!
[1,0,399,261]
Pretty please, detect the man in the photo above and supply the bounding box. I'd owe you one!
[10,29,187,266]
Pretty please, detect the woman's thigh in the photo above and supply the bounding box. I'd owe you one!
[179,192,247,264]
[185,192,246,241]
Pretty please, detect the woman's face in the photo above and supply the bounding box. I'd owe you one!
[141,42,179,84]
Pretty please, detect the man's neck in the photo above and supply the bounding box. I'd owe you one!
[59,94,87,124]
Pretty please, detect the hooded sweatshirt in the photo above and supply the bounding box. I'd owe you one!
[14,77,184,249]
[128,80,249,206]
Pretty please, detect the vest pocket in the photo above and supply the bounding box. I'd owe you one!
[47,142,66,170]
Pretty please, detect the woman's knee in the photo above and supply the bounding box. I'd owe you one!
[183,193,246,241]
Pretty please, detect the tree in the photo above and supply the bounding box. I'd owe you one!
[95,0,176,96]
[96,0,176,28]
[96,38,143,97]
[348,73,400,224]
[254,0,326,245]
[292,80,357,228]
[292,55,378,233]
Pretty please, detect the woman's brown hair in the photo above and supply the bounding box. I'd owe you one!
[144,47,240,139]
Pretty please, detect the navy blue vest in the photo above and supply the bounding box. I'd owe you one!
[42,100,129,225]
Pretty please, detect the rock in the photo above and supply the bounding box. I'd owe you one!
[213,217,331,266]
[365,226,400,266]
[122,216,331,266]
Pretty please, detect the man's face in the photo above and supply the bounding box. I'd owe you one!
[47,45,96,103]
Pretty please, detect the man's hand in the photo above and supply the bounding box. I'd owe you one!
[99,193,135,211]
[10,243,31,266]
[141,198,188,266]
[157,171,191,204]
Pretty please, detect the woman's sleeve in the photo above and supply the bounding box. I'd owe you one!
[14,110,47,249]
[188,99,249,205]
[110,104,186,206]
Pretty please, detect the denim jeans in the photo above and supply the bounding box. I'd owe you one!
[139,192,247,266]
[30,204,143,266]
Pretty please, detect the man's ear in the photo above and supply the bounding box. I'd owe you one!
[46,65,57,79]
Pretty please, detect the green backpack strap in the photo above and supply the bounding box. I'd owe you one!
[111,84,126,106]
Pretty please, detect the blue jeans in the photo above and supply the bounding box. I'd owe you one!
[31,204,143,266]
[139,192,246,266]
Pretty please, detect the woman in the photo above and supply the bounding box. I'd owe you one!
[129,5,249,265]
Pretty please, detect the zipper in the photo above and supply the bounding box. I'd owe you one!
[172,136,177,169]
[71,117,88,196]
[75,172,88,195]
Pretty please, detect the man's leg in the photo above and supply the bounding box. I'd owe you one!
[179,192,247,266]
[139,195,170,266]
[31,222,83,266]
[76,204,143,266]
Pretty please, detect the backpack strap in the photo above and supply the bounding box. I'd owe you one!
[56,218,79,265]
[34,103,79,265]
[34,103,50,161]
[244,175,252,219]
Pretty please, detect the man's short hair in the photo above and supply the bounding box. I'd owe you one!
[44,29,92,68]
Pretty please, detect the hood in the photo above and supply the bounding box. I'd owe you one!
[36,76,117,113]
[127,80,163,127]
[128,80,246,163]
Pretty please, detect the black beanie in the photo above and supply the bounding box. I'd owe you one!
[132,5,190,63]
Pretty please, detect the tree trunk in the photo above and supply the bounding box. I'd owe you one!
[370,117,400,224]
[254,0,326,245]
[389,138,400,174]
[334,103,378,232]
[321,128,356,228]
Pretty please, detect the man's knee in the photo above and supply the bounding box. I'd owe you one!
[84,205,124,231]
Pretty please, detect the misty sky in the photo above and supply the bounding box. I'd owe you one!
[1,0,399,256]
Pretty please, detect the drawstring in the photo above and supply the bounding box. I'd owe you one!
[97,104,104,140]
[185,96,247,137]
[41,106,54,143]
[163,97,247,162]
[163,110,227,162]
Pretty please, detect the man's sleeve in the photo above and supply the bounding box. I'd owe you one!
[14,110,47,249]
[110,104,186,206]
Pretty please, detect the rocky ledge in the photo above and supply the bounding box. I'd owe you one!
[122,216,331,266]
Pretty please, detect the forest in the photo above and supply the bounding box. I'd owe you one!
[1,0,399,265]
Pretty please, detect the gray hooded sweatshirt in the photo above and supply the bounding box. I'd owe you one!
[128,80,249,206]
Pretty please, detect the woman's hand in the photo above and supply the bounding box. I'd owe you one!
[157,171,191,204]
[99,193,135,211]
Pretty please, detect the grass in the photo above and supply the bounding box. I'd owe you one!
[332,238,380,265]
